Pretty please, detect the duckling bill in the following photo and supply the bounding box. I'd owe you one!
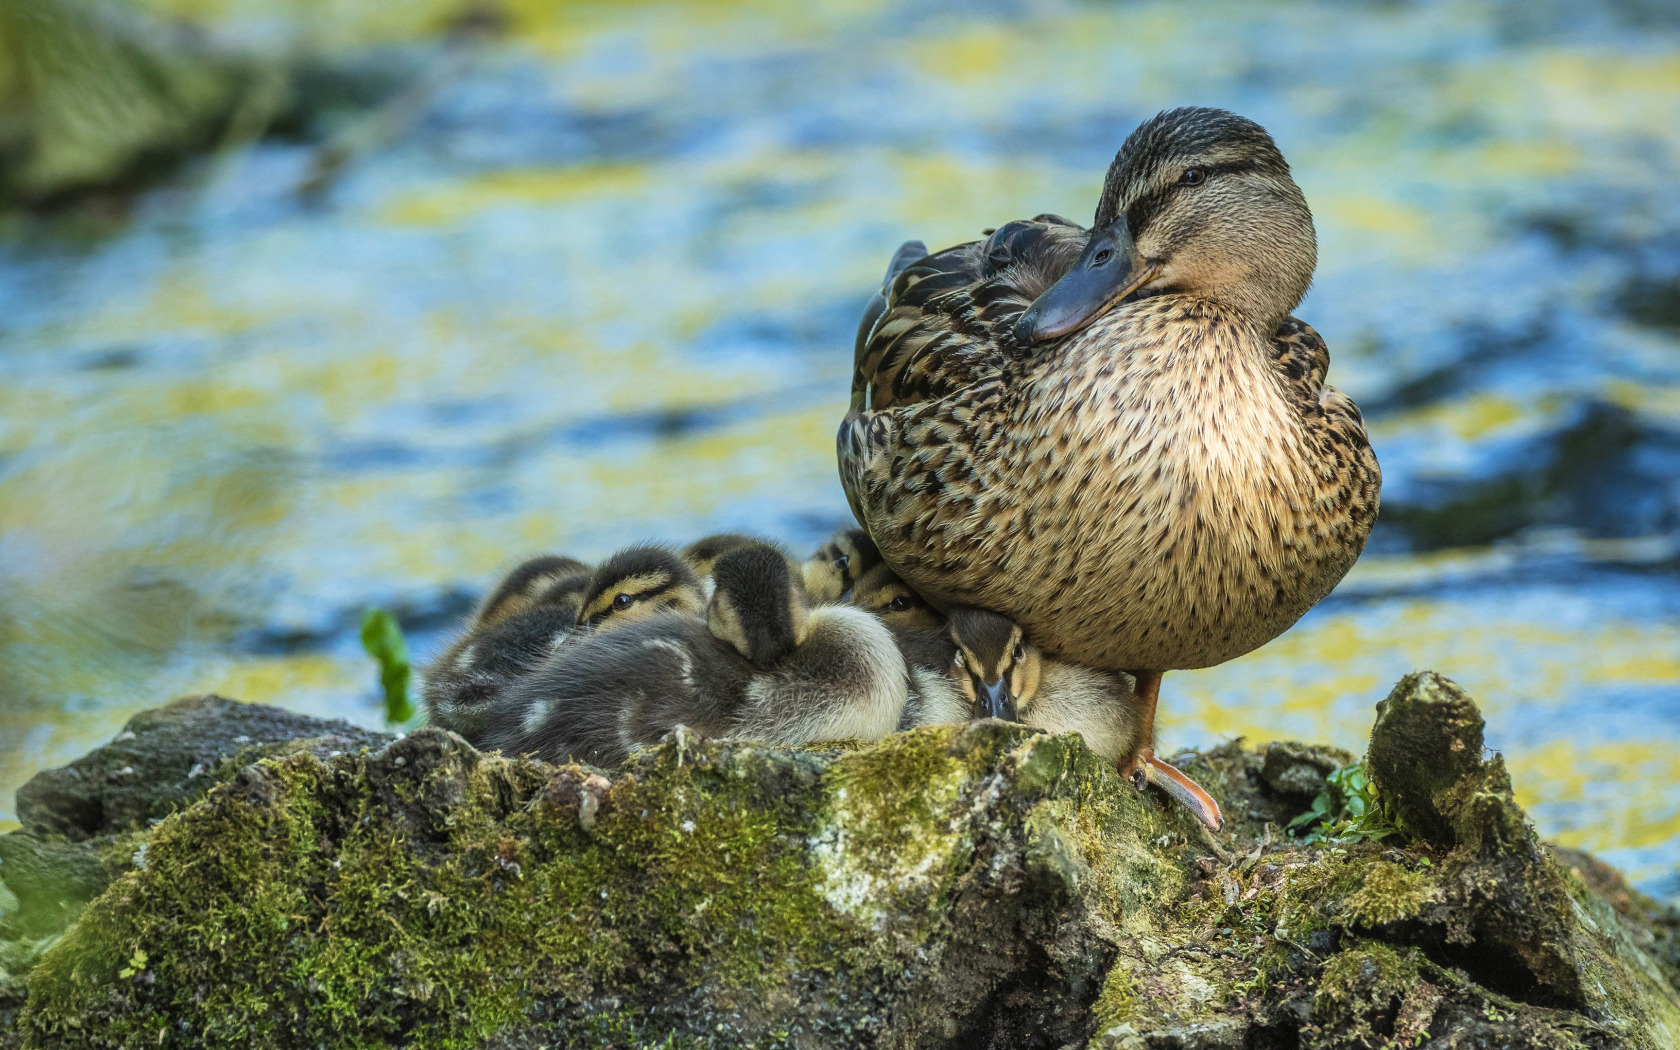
[899,607,1224,831]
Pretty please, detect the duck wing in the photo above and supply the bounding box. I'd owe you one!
[1268,317,1383,538]
[839,217,1087,528]
[849,215,1087,413]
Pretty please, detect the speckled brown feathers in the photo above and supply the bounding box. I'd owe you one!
[838,107,1380,674]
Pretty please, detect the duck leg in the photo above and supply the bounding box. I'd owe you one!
[1122,670,1224,832]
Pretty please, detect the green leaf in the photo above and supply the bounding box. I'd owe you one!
[360,608,414,724]
[1286,760,1406,846]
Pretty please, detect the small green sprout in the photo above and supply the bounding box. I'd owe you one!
[1287,761,1403,846]
[118,948,147,979]
[360,608,414,724]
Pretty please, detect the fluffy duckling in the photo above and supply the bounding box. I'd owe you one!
[847,562,943,630]
[573,545,707,627]
[801,528,882,603]
[483,542,908,767]
[899,608,1223,830]
[472,554,590,629]
[425,548,703,741]
[681,533,766,579]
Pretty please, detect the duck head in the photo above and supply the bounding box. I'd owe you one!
[848,562,943,629]
[1015,107,1316,343]
[475,554,591,628]
[800,528,882,603]
[681,532,767,579]
[575,546,705,628]
[946,608,1042,723]
[708,543,810,668]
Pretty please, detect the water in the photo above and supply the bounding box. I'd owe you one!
[2,0,1678,899]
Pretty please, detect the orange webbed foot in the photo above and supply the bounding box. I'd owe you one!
[1122,748,1224,832]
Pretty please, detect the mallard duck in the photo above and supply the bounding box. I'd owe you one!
[838,107,1379,810]
[846,561,943,629]
[897,607,1221,828]
[800,528,883,603]
[482,542,907,767]
[425,547,704,740]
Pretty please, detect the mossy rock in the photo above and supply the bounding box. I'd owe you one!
[0,696,390,940]
[4,674,1680,1048]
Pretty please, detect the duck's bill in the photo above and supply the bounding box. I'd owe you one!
[981,679,1018,722]
[1142,755,1225,832]
[1013,222,1158,345]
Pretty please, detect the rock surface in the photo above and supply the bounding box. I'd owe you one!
[0,695,389,936]
[1,674,1677,1048]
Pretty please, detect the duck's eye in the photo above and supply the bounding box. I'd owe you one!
[1092,249,1113,266]
[1013,642,1025,661]
[953,651,966,670]
[1178,167,1206,186]
[833,554,849,572]
[611,593,635,611]
[889,595,912,612]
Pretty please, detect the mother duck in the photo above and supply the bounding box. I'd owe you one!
[838,107,1380,824]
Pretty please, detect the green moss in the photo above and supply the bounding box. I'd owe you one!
[19,731,852,1048]
[1346,860,1432,926]
[16,694,1680,1049]
[1091,961,1139,1030]
[808,724,1009,932]
[1314,940,1422,1025]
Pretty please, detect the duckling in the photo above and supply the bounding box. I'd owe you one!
[899,607,1222,829]
[482,542,908,767]
[800,528,883,603]
[471,554,591,629]
[425,547,703,741]
[846,561,943,630]
[573,544,707,627]
[839,107,1379,813]
[681,533,766,579]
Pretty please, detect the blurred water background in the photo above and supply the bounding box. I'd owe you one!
[1,0,1678,899]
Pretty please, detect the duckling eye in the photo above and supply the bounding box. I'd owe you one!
[833,554,849,572]
[1178,167,1206,186]
[889,596,912,612]
[952,651,966,670]
[1013,642,1025,661]
[611,593,635,611]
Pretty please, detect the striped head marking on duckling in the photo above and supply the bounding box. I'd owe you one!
[945,608,1042,723]
[575,546,705,629]
[801,528,881,603]
[707,543,809,668]
[474,554,591,629]
[681,533,770,579]
[848,563,942,629]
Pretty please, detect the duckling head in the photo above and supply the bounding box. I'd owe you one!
[946,608,1042,722]
[1016,106,1315,343]
[575,546,705,629]
[848,562,943,629]
[534,568,594,622]
[708,543,810,668]
[681,533,768,579]
[476,554,591,628]
[801,528,882,603]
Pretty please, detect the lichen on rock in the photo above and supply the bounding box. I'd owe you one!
[2,673,1678,1049]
